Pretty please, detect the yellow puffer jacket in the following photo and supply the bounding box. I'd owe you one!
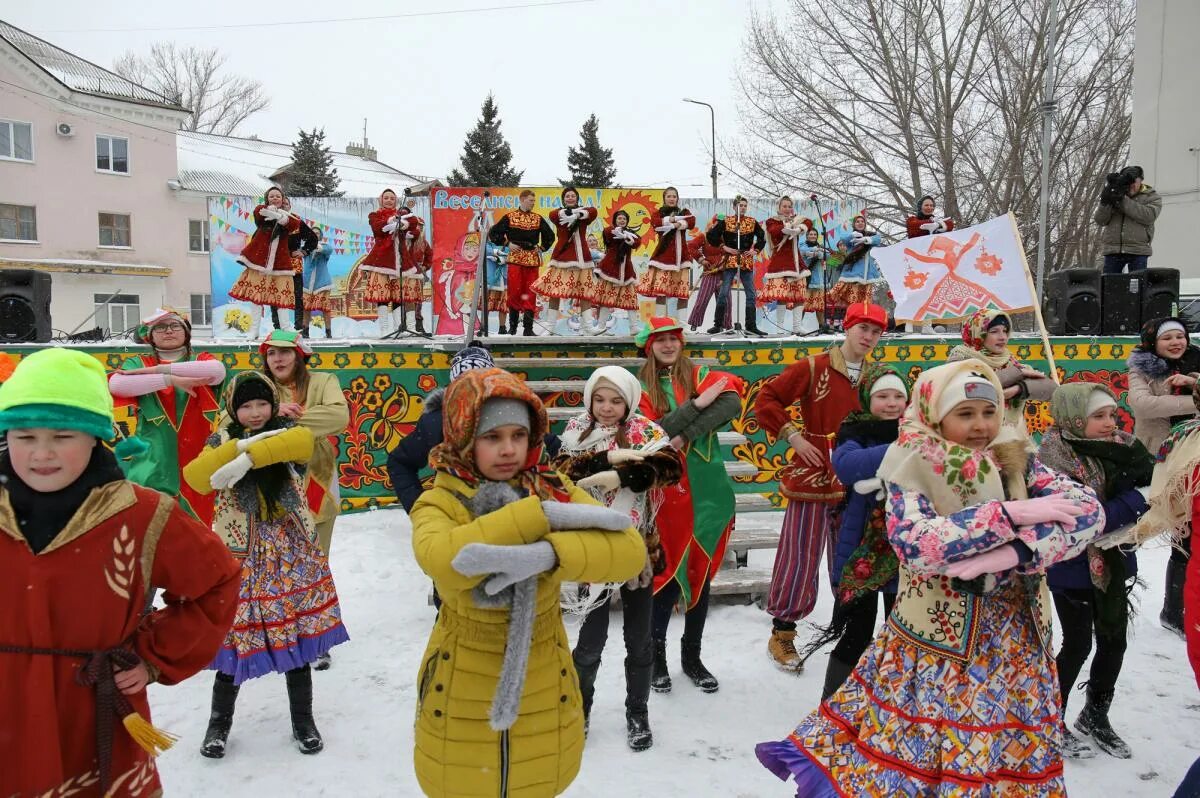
[410,472,645,798]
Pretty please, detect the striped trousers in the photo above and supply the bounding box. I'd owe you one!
[687,273,732,329]
[766,499,835,623]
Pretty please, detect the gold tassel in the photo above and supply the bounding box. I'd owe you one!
[122,711,179,756]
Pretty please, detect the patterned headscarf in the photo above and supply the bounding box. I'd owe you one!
[950,307,1017,370]
[428,368,568,501]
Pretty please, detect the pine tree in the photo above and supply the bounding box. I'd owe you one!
[447,94,524,187]
[288,128,343,196]
[561,114,617,188]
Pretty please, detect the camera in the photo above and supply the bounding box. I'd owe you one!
[1101,165,1143,208]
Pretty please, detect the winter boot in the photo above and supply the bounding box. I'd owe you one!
[544,307,559,334]
[820,655,855,699]
[774,305,787,333]
[506,310,519,335]
[414,314,427,335]
[706,322,725,335]
[1061,724,1097,759]
[1074,687,1131,759]
[1161,558,1187,639]
[591,307,612,335]
[376,304,393,338]
[245,304,264,341]
[200,673,240,758]
[792,305,805,335]
[522,311,535,337]
[314,652,332,672]
[625,659,653,751]
[626,710,653,752]
[680,638,719,693]
[573,655,601,736]
[650,638,672,693]
[286,665,324,754]
[744,308,766,337]
[768,627,803,672]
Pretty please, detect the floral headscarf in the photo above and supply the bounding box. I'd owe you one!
[949,307,1017,371]
[428,368,568,501]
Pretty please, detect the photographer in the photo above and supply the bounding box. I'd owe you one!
[1094,165,1162,273]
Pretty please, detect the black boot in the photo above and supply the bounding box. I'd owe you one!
[706,321,724,335]
[650,638,672,693]
[573,655,601,738]
[625,660,653,751]
[415,315,427,335]
[680,638,718,693]
[744,312,766,337]
[820,655,855,701]
[1074,687,1131,759]
[1161,558,1187,639]
[522,311,535,336]
[500,309,515,335]
[286,666,324,754]
[200,673,239,758]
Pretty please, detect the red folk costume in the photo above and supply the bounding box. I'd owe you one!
[637,205,695,301]
[592,224,641,311]
[402,235,433,306]
[229,202,302,309]
[360,203,424,305]
[487,207,555,312]
[532,202,600,302]
[758,215,811,306]
[706,212,766,272]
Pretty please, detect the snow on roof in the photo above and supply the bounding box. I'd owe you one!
[0,256,170,276]
[0,20,183,110]
[176,131,427,198]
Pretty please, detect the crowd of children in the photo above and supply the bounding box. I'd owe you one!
[8,297,1200,797]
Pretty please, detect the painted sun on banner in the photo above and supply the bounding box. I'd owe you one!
[873,212,1036,324]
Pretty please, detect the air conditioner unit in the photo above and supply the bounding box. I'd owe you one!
[56,122,74,137]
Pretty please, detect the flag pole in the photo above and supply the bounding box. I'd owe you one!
[1008,212,1061,384]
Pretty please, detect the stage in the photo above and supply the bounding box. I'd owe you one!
[2,332,1138,512]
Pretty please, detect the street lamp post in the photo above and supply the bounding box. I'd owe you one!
[683,98,718,200]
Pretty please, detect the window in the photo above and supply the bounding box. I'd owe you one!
[0,120,33,162]
[188,219,209,253]
[190,293,213,326]
[0,204,36,241]
[94,293,140,335]
[95,135,129,174]
[98,213,131,247]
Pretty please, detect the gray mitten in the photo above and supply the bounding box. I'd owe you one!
[452,540,557,595]
[464,481,524,517]
[541,500,631,531]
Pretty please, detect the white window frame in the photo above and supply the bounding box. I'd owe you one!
[95,134,130,175]
[0,203,37,243]
[190,293,213,326]
[188,219,210,253]
[98,212,132,249]
[0,119,34,163]
[94,293,140,335]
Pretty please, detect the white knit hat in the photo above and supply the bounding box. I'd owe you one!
[583,366,642,423]
[869,373,907,399]
[936,370,1000,420]
[1086,388,1118,416]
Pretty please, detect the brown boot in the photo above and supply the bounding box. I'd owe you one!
[767,628,803,672]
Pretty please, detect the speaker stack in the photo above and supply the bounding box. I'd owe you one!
[1044,267,1180,336]
[0,270,51,343]
[1100,272,1142,335]
[1043,269,1101,335]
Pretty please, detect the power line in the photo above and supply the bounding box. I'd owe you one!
[33,0,594,34]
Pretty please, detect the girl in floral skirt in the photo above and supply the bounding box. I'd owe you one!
[229,186,301,340]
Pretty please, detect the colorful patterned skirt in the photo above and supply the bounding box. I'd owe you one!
[591,278,638,311]
[828,280,876,309]
[637,264,691,300]
[755,586,1064,796]
[758,276,808,306]
[532,263,596,302]
[229,269,296,309]
[302,289,332,313]
[487,287,509,312]
[363,270,404,305]
[211,514,349,685]
[805,286,833,313]
[402,276,431,305]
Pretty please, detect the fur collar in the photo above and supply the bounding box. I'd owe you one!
[1127,348,1170,380]
[423,387,445,416]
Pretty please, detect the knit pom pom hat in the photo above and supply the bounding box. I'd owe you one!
[0,348,114,439]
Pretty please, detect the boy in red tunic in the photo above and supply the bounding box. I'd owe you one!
[488,189,555,336]
[752,302,887,670]
[0,348,240,798]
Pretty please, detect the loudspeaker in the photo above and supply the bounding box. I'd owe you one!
[1101,272,1143,334]
[1043,268,1101,335]
[1143,267,1180,323]
[0,270,51,343]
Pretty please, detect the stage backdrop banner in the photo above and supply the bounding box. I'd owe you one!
[208,194,431,339]
[873,212,1035,324]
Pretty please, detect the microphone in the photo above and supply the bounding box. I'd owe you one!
[809,193,819,202]
[482,190,491,198]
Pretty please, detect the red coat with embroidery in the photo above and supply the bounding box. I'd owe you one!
[753,349,861,501]
[0,482,240,798]
[649,207,696,269]
[687,234,726,276]
[905,215,956,238]
[237,204,301,274]
[764,217,809,280]
[362,208,424,275]
[595,227,640,286]
[547,206,599,265]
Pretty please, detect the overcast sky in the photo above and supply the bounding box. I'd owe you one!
[8,0,786,196]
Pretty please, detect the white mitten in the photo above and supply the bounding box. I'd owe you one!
[236,427,288,452]
[607,448,645,464]
[398,217,410,231]
[541,501,631,531]
[851,232,865,246]
[577,470,621,493]
[675,219,688,230]
[656,224,675,233]
[382,218,399,234]
[210,452,254,490]
[920,221,938,233]
[451,540,558,595]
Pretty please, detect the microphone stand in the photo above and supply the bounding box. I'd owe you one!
[733,207,743,334]
[807,194,836,335]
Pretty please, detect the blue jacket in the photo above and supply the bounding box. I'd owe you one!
[1047,488,1144,592]
[830,436,897,593]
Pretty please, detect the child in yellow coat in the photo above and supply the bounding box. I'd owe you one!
[410,367,645,798]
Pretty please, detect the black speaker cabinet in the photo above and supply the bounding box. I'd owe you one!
[0,270,51,343]
[1043,268,1101,335]
[1101,272,1143,335]
[1143,267,1180,323]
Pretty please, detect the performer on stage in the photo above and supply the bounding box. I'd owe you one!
[906,194,955,239]
[685,225,731,333]
[532,186,599,333]
[273,198,318,335]
[301,227,333,337]
[360,188,422,338]
[483,240,510,334]
[638,187,695,317]
[591,210,641,335]
[760,196,811,336]
[229,186,301,340]
[705,196,766,336]
[830,213,885,311]
[799,227,832,332]
[404,229,432,335]
[487,189,555,337]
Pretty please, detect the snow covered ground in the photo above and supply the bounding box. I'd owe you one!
[151,509,1198,797]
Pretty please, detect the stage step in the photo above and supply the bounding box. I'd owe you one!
[710,565,773,601]
[725,461,759,478]
[727,526,781,552]
[736,493,779,512]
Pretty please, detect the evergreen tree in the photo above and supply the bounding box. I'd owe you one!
[288,128,343,196]
[561,114,617,187]
[447,94,524,187]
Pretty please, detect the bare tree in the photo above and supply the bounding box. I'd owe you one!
[113,43,270,135]
[732,0,1134,271]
